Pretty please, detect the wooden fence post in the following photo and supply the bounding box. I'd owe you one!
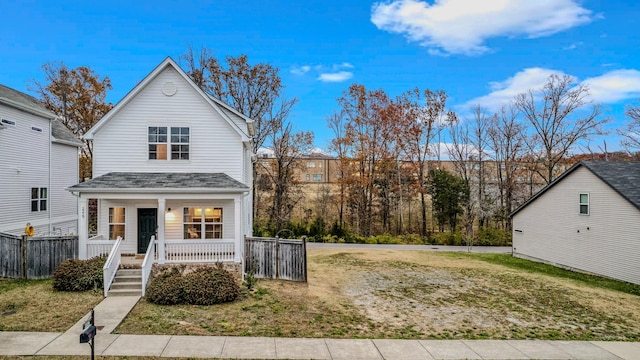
[301,236,307,282]
[275,236,280,279]
[21,235,28,279]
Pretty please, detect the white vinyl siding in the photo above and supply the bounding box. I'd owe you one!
[512,166,640,285]
[0,105,51,233]
[92,67,245,182]
[50,143,79,223]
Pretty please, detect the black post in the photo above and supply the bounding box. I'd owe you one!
[90,308,95,360]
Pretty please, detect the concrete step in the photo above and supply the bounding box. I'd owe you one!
[113,275,142,283]
[116,268,142,276]
[110,281,142,290]
[108,288,142,296]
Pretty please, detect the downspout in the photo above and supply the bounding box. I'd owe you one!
[48,119,53,234]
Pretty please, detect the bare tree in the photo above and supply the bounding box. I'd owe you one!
[468,105,491,228]
[618,103,640,154]
[515,74,609,184]
[328,111,348,229]
[446,114,474,238]
[30,62,113,181]
[487,104,526,229]
[262,120,313,232]
[396,88,451,237]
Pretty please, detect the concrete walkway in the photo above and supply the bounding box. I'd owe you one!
[1,296,639,359]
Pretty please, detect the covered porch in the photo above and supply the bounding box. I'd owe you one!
[67,172,251,296]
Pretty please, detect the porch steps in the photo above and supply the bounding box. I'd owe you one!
[108,268,142,297]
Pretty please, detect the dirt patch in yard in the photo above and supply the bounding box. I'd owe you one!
[308,250,640,340]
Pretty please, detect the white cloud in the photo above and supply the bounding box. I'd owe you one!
[462,68,640,113]
[463,67,568,111]
[581,70,640,103]
[318,71,354,83]
[290,65,311,75]
[371,0,593,55]
[291,63,355,83]
[563,41,583,50]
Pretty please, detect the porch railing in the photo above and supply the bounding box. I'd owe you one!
[102,236,123,297]
[164,239,235,263]
[141,235,156,297]
[87,235,113,258]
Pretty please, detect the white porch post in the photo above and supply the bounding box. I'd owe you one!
[234,196,242,263]
[78,195,88,259]
[157,198,166,264]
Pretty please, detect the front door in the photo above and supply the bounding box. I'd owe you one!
[137,208,157,254]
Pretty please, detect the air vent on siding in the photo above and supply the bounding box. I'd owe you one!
[162,82,177,96]
[1,118,16,126]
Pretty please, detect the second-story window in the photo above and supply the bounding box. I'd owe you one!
[148,127,167,160]
[148,126,189,160]
[313,174,323,181]
[171,127,189,160]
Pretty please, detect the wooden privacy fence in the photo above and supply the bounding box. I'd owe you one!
[245,236,307,282]
[0,232,78,279]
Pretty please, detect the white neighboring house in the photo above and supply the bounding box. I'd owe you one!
[510,161,640,285]
[67,57,254,271]
[0,84,82,236]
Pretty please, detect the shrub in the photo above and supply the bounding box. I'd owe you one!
[145,266,186,305]
[146,264,240,305]
[476,227,512,246]
[52,256,106,292]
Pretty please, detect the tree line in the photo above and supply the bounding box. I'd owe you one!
[30,47,640,241]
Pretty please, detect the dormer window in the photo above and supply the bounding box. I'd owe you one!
[148,126,189,160]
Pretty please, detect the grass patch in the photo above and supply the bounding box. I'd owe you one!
[117,250,640,341]
[447,253,640,296]
[0,278,103,332]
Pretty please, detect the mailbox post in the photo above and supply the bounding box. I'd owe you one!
[79,308,96,360]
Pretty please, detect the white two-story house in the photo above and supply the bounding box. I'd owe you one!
[68,57,254,273]
[0,84,82,236]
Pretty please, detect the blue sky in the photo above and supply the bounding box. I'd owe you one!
[2,0,639,152]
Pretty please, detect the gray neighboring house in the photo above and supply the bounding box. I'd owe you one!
[0,84,82,235]
[510,161,640,285]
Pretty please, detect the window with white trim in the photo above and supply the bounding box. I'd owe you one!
[148,126,190,160]
[170,127,189,160]
[31,187,47,212]
[313,174,322,181]
[183,207,223,239]
[109,207,125,239]
[148,127,167,160]
[1,118,16,126]
[579,193,589,215]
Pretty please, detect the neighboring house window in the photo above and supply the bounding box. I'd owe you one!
[313,174,322,181]
[148,127,167,160]
[170,127,189,160]
[184,207,223,239]
[579,193,589,215]
[307,161,315,168]
[305,174,310,181]
[31,126,43,132]
[109,207,125,239]
[318,162,323,168]
[31,187,47,212]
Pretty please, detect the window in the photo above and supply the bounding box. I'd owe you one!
[318,162,323,168]
[148,127,189,160]
[31,126,43,132]
[170,127,189,160]
[148,127,167,160]
[305,174,310,181]
[109,207,125,239]
[579,193,589,215]
[306,161,315,168]
[313,174,323,181]
[184,207,223,239]
[31,187,47,212]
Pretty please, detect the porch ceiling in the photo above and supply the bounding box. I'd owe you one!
[68,172,249,194]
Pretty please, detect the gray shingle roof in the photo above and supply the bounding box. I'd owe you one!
[69,172,249,192]
[510,161,640,217]
[51,119,83,147]
[0,84,55,118]
[581,161,640,210]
